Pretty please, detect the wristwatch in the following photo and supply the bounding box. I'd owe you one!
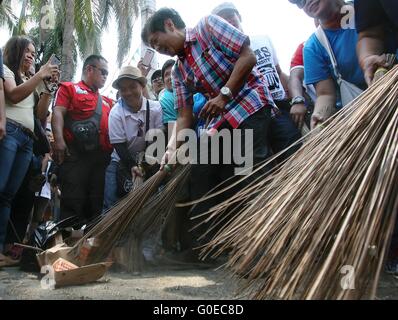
[220,86,233,100]
[290,95,306,106]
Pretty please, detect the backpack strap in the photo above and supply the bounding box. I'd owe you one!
[145,99,150,149]
[92,94,103,130]
[315,26,343,84]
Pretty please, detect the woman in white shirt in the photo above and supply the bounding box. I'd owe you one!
[0,36,59,259]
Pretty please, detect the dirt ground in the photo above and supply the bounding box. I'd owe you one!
[1,264,398,300]
[0,264,239,300]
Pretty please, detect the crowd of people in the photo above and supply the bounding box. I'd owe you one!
[0,0,397,275]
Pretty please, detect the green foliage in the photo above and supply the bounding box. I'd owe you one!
[0,0,17,32]
[2,0,139,79]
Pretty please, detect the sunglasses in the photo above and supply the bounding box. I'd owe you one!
[290,0,307,9]
[90,65,109,76]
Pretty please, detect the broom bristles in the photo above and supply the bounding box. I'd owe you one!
[198,65,398,300]
[66,163,192,272]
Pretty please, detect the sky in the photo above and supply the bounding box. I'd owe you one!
[0,0,316,98]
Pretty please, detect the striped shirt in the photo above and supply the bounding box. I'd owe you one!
[172,14,276,130]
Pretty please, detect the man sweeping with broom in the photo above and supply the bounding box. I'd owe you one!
[141,7,276,261]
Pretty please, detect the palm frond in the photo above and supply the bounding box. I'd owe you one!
[111,0,139,66]
[74,0,99,58]
[0,0,17,32]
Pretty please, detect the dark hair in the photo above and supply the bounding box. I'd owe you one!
[151,69,162,83]
[161,59,175,80]
[3,36,35,85]
[141,8,186,46]
[82,54,108,74]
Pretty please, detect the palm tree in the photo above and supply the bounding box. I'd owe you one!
[61,0,75,81]
[0,0,17,32]
[52,0,140,81]
[12,0,140,81]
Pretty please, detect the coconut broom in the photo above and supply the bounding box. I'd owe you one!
[66,147,192,270]
[122,164,192,272]
[67,169,167,266]
[197,65,398,300]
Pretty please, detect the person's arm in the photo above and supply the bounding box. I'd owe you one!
[311,79,337,130]
[0,80,5,140]
[276,64,290,98]
[51,106,69,165]
[161,106,193,170]
[288,67,307,129]
[357,25,388,86]
[36,92,52,122]
[3,60,58,104]
[200,44,256,119]
[113,143,144,178]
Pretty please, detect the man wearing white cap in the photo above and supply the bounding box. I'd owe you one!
[103,66,163,211]
[212,2,302,161]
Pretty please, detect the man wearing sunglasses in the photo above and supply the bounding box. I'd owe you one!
[52,55,114,223]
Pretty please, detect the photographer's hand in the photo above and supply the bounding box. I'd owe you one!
[137,59,150,78]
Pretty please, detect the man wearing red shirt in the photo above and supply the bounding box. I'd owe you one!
[52,55,113,222]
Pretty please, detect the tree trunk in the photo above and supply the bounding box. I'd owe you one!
[13,0,27,35]
[61,0,75,82]
[39,0,52,45]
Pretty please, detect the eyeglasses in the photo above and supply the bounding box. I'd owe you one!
[289,0,306,9]
[90,65,109,76]
[152,77,163,84]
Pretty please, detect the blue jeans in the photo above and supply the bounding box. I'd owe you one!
[269,107,302,162]
[0,122,33,252]
[103,161,120,213]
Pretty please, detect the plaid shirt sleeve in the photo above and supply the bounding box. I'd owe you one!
[205,14,250,60]
[172,65,193,110]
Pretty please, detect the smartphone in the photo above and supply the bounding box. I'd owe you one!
[50,54,61,66]
[142,48,155,67]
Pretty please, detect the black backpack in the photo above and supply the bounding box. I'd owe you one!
[65,95,103,153]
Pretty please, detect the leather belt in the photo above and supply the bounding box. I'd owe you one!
[6,118,37,140]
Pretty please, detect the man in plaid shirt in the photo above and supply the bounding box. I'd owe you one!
[142,8,275,252]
